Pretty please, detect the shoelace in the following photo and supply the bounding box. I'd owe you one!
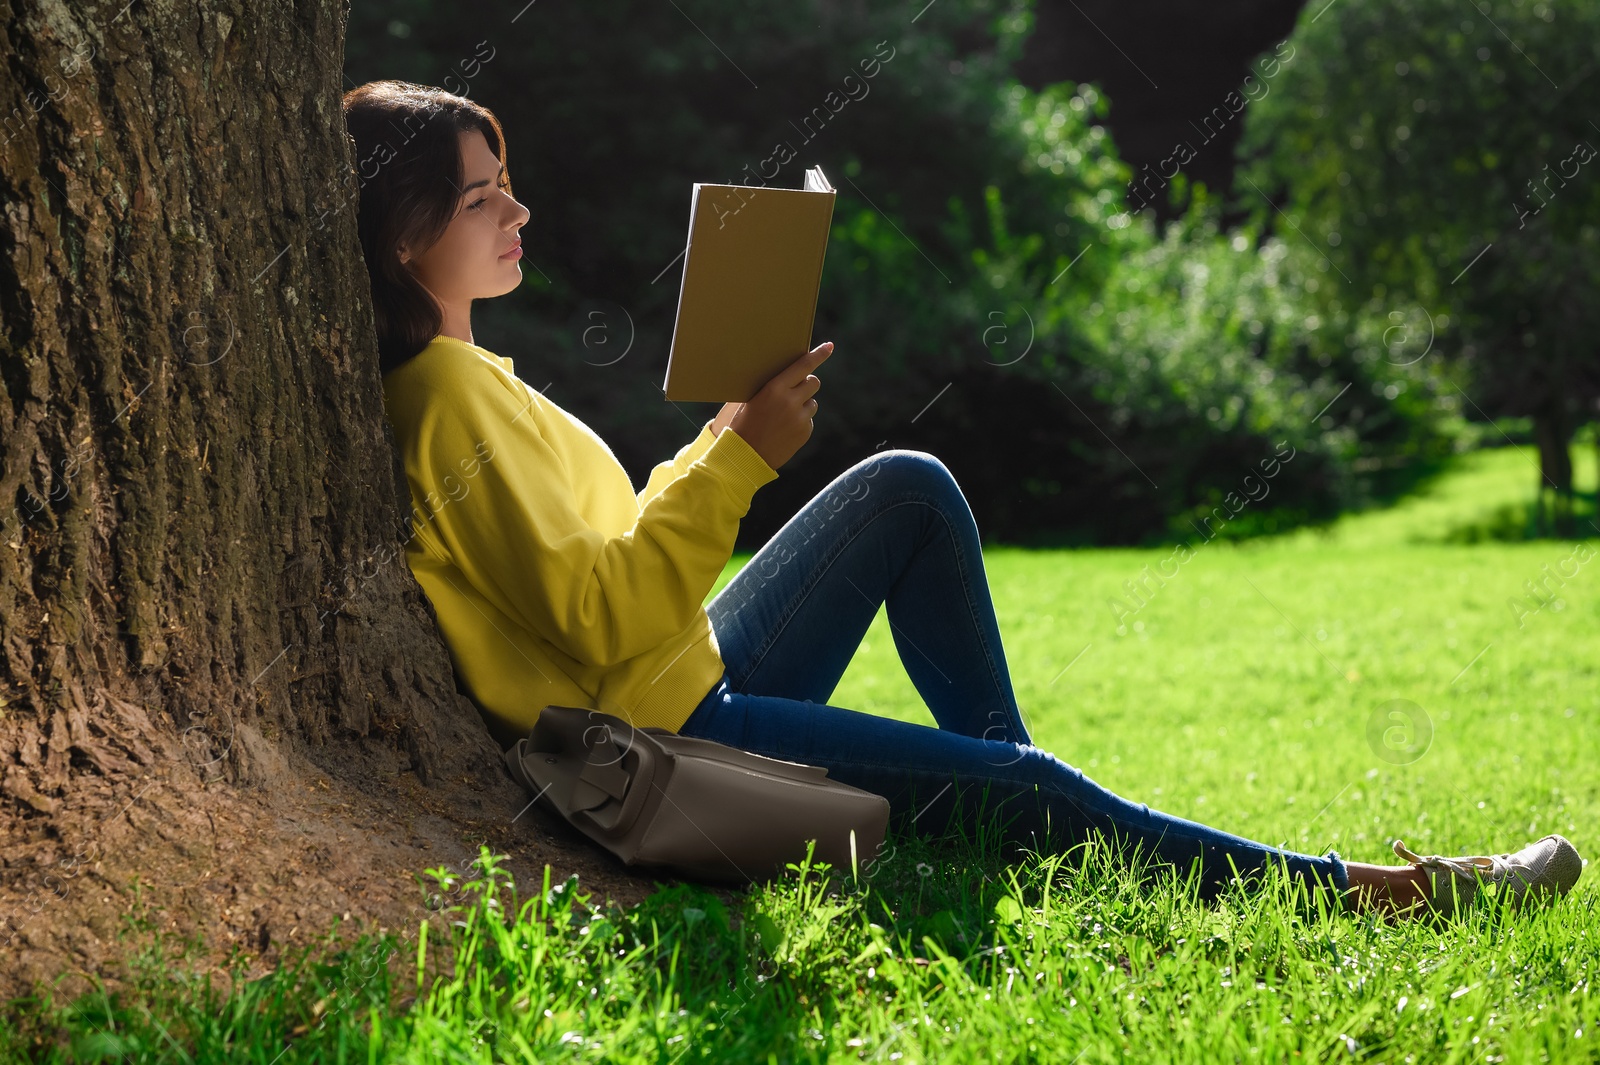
[1393,839,1525,885]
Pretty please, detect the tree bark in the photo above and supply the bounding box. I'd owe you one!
[0,0,508,881]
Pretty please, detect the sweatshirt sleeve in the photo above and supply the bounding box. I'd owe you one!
[414,375,778,669]
[636,421,718,510]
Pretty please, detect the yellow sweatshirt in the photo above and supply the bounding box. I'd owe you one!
[380,334,778,745]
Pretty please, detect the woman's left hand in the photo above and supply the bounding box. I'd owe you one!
[709,401,744,437]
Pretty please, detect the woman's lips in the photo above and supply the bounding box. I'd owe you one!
[500,242,523,260]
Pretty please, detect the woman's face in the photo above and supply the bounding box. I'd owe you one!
[400,129,531,312]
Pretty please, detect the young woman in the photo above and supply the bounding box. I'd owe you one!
[343,80,1582,922]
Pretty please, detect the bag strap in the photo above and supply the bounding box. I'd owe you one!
[570,754,631,812]
[503,706,664,838]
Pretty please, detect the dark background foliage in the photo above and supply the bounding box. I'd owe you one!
[344,0,1593,548]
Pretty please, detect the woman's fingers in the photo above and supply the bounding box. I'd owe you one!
[776,342,833,389]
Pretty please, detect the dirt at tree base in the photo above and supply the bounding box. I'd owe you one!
[0,743,702,1012]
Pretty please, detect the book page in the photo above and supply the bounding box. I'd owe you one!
[804,166,833,193]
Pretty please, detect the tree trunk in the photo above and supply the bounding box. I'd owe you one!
[0,0,596,999]
[1531,406,1574,537]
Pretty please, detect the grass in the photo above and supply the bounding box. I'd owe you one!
[3,442,1597,1063]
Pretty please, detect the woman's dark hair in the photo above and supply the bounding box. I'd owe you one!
[341,81,514,374]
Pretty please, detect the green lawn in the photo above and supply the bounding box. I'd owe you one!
[5,444,1597,1063]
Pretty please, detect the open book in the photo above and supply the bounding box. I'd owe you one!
[662,166,836,403]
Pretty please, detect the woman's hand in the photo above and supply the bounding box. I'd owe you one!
[709,401,743,437]
[728,341,833,471]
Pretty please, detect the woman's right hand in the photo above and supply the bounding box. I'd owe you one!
[728,341,833,471]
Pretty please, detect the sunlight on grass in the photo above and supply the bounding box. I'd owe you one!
[1282,436,1597,550]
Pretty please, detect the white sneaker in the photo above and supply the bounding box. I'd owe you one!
[1392,834,1584,920]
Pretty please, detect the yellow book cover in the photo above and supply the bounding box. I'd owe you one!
[662,165,836,403]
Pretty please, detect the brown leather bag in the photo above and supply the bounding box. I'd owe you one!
[503,705,890,885]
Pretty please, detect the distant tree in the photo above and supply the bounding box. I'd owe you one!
[1239,0,1600,534]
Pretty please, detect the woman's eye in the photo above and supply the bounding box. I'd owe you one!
[469,181,510,212]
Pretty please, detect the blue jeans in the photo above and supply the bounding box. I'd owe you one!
[679,449,1350,902]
